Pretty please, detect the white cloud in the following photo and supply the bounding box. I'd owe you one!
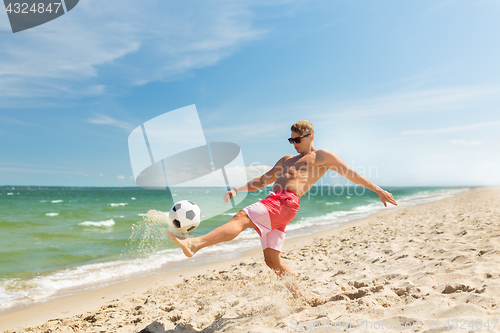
[86,114,135,131]
[0,165,89,176]
[400,121,500,136]
[245,164,272,179]
[202,85,500,142]
[326,86,499,117]
[204,121,291,140]
[168,164,272,187]
[0,0,281,107]
[117,175,125,180]
[0,116,39,127]
[450,139,481,147]
[422,0,460,16]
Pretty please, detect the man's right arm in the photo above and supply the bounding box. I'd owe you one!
[224,155,291,203]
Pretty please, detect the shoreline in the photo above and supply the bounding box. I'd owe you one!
[0,254,258,331]
[0,186,467,314]
[3,186,498,332]
[0,195,405,331]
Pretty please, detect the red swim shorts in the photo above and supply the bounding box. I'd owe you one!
[243,190,300,252]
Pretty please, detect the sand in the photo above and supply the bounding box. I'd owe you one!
[1,187,500,332]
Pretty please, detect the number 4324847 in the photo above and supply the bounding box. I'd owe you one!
[6,3,62,14]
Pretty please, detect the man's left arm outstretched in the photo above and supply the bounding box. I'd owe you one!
[323,150,397,207]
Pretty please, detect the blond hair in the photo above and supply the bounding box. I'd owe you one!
[291,120,314,135]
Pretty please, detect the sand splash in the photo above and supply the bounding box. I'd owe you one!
[129,209,173,255]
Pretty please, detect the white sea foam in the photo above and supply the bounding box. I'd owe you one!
[79,219,115,227]
[0,248,187,310]
[325,202,341,205]
[45,213,59,217]
[0,187,469,311]
[397,188,467,205]
[51,200,63,203]
[7,193,14,195]
[131,197,136,200]
[286,188,469,235]
[138,213,147,216]
[110,203,127,207]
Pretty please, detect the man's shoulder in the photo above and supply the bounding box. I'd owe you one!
[272,154,295,167]
[314,149,339,164]
[279,154,296,161]
[280,154,295,164]
[315,149,335,157]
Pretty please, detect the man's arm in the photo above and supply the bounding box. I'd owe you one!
[223,155,292,203]
[322,150,397,207]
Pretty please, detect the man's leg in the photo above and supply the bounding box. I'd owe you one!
[167,210,256,257]
[263,248,303,297]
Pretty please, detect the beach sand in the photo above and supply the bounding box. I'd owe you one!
[2,187,500,332]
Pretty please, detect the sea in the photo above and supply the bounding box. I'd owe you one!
[0,185,469,311]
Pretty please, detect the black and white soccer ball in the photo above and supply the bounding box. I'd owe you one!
[168,200,201,233]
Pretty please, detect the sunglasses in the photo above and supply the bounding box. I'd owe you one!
[288,133,311,144]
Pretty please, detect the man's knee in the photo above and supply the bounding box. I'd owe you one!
[233,210,256,230]
[265,257,280,270]
[264,249,282,270]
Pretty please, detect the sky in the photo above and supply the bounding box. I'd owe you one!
[1,0,499,188]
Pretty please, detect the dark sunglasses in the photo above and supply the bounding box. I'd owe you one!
[288,133,311,144]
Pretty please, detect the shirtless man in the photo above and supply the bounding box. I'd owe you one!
[168,120,397,296]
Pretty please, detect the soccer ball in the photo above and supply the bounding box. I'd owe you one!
[168,200,201,233]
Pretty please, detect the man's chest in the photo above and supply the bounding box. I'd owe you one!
[283,155,327,176]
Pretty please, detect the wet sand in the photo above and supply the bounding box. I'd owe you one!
[2,187,500,332]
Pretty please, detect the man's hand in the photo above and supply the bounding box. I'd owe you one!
[378,189,397,207]
[223,189,237,204]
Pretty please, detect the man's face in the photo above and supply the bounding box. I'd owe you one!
[290,131,311,152]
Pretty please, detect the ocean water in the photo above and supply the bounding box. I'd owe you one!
[0,186,469,310]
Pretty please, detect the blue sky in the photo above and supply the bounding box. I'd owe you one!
[1,0,499,187]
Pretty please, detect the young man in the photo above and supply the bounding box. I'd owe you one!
[168,120,397,296]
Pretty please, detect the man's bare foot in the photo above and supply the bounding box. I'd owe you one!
[167,231,197,257]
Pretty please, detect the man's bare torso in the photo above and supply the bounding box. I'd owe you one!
[271,150,329,197]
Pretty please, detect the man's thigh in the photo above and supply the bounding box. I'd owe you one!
[232,209,258,230]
